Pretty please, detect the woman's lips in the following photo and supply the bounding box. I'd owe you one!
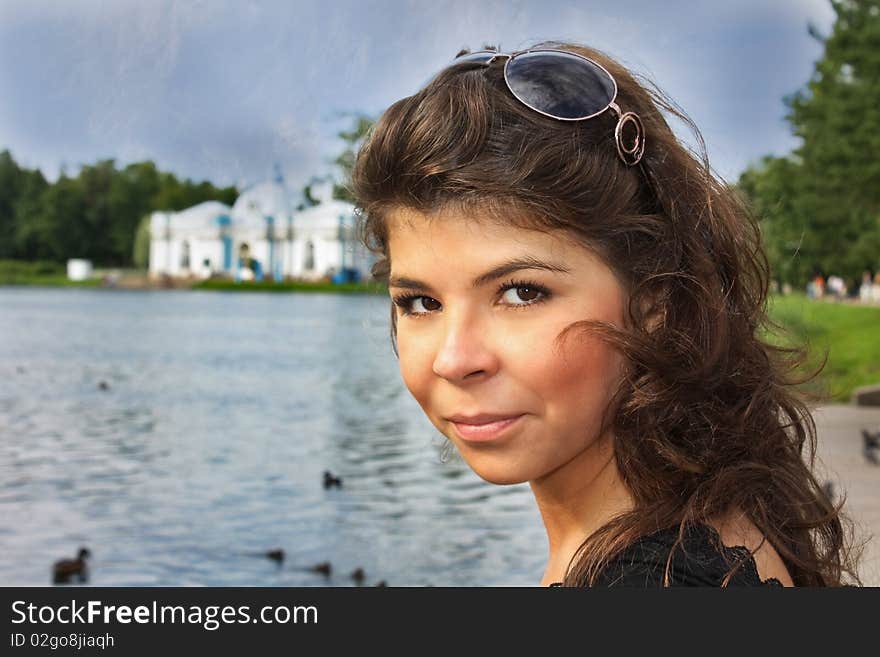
[450,415,525,442]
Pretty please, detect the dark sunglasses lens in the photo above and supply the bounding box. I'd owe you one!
[505,51,615,119]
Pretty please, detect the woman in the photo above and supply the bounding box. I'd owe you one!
[349,41,861,586]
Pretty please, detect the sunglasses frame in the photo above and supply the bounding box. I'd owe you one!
[455,48,646,166]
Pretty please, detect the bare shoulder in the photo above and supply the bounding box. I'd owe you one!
[710,510,795,587]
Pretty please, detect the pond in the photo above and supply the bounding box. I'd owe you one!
[0,287,545,586]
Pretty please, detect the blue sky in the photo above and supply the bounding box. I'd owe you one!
[0,0,835,192]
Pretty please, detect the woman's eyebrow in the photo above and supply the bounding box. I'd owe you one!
[388,256,572,291]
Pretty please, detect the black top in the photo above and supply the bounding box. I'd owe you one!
[550,522,784,587]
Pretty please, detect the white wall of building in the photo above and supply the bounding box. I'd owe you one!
[148,179,375,281]
[189,240,223,275]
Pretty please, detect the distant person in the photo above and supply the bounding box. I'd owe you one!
[814,274,825,299]
[351,41,860,586]
[860,271,873,303]
[827,275,844,301]
[806,275,819,299]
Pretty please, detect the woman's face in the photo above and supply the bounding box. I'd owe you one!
[386,206,628,486]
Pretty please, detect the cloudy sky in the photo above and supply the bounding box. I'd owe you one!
[0,0,835,192]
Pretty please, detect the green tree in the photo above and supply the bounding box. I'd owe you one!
[738,155,814,285]
[11,168,49,259]
[18,172,86,261]
[113,161,161,262]
[332,113,374,203]
[152,172,237,212]
[298,180,322,210]
[0,149,25,257]
[0,149,238,266]
[739,0,880,287]
[132,214,152,269]
[0,150,50,259]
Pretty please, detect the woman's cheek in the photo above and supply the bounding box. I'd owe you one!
[396,333,433,407]
[542,337,623,417]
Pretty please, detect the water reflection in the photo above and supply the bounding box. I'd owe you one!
[0,287,545,586]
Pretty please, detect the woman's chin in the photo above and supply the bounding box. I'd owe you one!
[477,472,530,486]
[459,456,532,486]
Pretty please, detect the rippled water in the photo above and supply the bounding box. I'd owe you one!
[0,287,545,586]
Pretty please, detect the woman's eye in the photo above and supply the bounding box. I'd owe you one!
[501,286,543,305]
[393,294,441,315]
[410,296,441,313]
[393,281,549,317]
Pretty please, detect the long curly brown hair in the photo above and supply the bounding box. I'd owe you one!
[348,41,863,586]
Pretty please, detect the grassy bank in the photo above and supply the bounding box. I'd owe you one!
[766,293,880,402]
[192,278,387,294]
[0,259,102,287]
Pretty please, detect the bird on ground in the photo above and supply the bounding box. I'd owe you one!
[52,547,90,584]
[323,471,343,489]
[374,580,387,587]
[862,429,879,465]
[821,480,836,504]
[351,567,366,585]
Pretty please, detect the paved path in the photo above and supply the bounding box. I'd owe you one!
[812,404,880,586]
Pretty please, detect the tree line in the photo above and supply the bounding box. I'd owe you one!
[0,153,238,267]
[0,110,373,270]
[736,0,880,289]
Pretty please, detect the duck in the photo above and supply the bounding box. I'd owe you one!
[310,561,332,576]
[242,548,285,563]
[52,547,90,584]
[323,471,343,489]
[265,549,285,563]
[98,381,110,391]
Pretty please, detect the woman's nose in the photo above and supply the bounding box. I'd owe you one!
[431,311,499,382]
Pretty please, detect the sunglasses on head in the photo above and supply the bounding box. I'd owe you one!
[452,48,645,166]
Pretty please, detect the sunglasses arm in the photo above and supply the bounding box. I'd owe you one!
[609,101,646,166]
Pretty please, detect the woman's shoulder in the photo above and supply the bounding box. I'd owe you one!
[710,511,795,586]
[588,521,788,587]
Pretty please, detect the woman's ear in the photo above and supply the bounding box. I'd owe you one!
[637,287,667,335]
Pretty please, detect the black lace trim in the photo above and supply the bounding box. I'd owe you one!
[690,522,784,586]
[547,523,785,587]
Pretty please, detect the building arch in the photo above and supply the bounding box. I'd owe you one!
[181,240,191,269]
[305,239,315,271]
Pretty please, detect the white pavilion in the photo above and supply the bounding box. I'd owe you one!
[148,176,374,282]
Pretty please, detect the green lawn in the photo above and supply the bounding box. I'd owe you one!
[765,293,880,402]
[0,274,103,287]
[0,259,102,287]
[192,278,387,294]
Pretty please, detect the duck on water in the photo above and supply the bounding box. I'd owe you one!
[53,547,90,584]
